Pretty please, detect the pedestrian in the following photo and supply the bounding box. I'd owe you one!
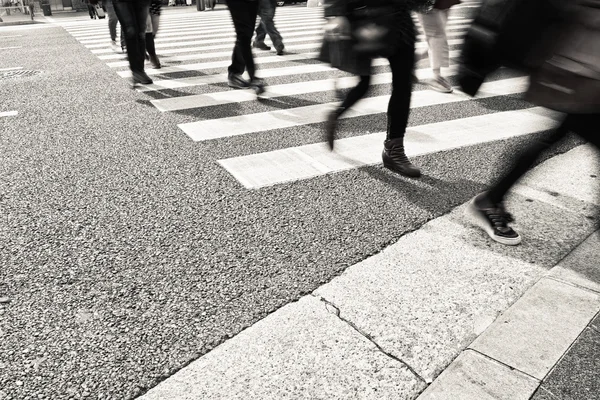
[145,0,161,69]
[464,0,600,245]
[321,0,434,178]
[226,0,265,95]
[415,0,460,93]
[105,0,126,53]
[27,0,33,18]
[87,0,98,19]
[113,0,153,85]
[252,0,285,56]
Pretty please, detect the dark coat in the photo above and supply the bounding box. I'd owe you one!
[319,0,432,75]
[525,0,600,113]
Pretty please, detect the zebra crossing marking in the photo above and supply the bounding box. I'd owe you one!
[179,65,520,142]
[217,107,559,189]
[0,111,18,117]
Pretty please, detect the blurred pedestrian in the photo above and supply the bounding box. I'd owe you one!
[253,0,285,56]
[145,0,161,69]
[464,0,600,245]
[105,0,126,53]
[321,0,434,178]
[113,0,153,85]
[415,0,460,93]
[226,0,265,95]
[87,0,98,19]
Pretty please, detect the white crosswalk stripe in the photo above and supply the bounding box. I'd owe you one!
[54,1,556,192]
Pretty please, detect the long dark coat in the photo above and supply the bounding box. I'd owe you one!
[319,0,433,76]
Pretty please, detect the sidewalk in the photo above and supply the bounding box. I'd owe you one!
[139,144,600,400]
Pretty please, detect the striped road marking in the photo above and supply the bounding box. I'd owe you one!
[0,111,18,117]
[179,70,524,142]
[217,107,560,189]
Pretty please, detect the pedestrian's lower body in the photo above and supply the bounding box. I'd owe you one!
[145,13,161,68]
[417,8,453,93]
[468,113,600,245]
[325,39,420,177]
[113,0,152,85]
[226,0,264,94]
[106,0,126,53]
[88,4,97,19]
[253,0,284,55]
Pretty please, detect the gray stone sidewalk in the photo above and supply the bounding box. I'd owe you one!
[140,145,600,399]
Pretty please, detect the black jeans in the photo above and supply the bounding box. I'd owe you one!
[339,40,415,140]
[227,0,259,80]
[488,113,600,204]
[114,0,150,74]
[88,4,97,18]
[255,0,282,49]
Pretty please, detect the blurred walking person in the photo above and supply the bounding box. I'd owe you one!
[321,0,434,178]
[145,0,161,69]
[415,0,460,93]
[461,0,600,245]
[113,0,152,85]
[105,0,126,53]
[226,0,265,95]
[253,0,285,55]
[87,0,98,19]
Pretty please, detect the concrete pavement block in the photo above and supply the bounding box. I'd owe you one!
[516,144,600,206]
[314,225,545,383]
[547,231,600,293]
[416,350,539,400]
[469,278,600,380]
[140,296,425,400]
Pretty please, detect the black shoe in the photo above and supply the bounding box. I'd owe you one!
[253,41,271,51]
[275,45,284,56]
[250,78,266,96]
[467,193,522,245]
[132,71,153,85]
[382,139,421,177]
[149,54,161,69]
[325,107,344,151]
[228,74,250,89]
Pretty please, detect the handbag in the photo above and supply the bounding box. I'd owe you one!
[350,6,394,57]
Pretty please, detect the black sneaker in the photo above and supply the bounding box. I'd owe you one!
[228,74,250,89]
[276,45,285,56]
[467,193,522,245]
[132,71,153,85]
[382,139,421,177]
[253,41,271,51]
[250,78,266,96]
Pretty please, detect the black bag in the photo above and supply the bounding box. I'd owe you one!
[318,16,372,76]
[458,0,564,96]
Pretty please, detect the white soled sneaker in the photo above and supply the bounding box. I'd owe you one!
[466,193,522,245]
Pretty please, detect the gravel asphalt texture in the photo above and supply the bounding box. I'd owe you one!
[0,6,587,399]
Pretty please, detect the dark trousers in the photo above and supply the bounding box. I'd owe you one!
[227,0,259,80]
[488,113,600,204]
[339,40,415,140]
[114,0,150,74]
[88,4,97,18]
[106,0,125,48]
[255,0,282,49]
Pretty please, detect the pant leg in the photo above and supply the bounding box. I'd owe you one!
[114,0,150,73]
[255,0,266,43]
[257,0,282,48]
[88,4,95,18]
[417,9,449,71]
[340,75,371,112]
[486,115,575,204]
[386,40,415,140]
[227,0,259,79]
[106,0,118,41]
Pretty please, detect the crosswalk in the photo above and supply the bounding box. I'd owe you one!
[58,1,558,191]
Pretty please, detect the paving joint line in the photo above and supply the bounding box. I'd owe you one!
[466,348,541,382]
[314,294,429,385]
